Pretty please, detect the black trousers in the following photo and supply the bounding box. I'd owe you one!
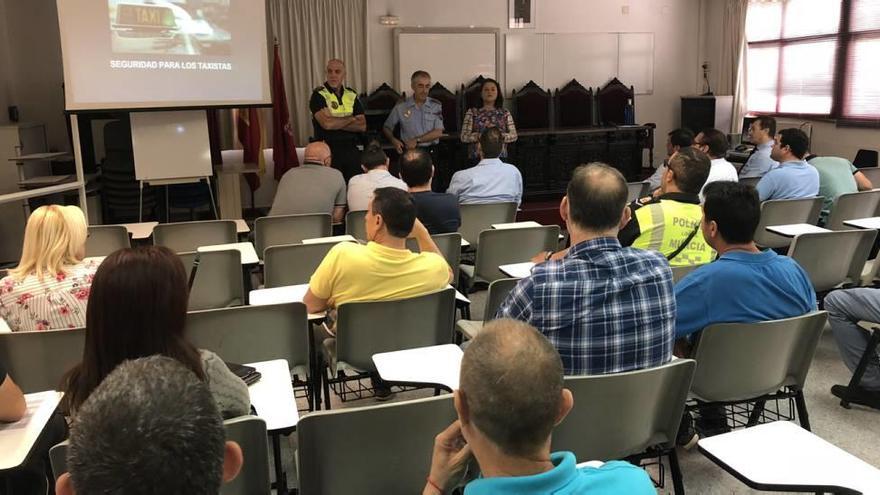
[328,142,362,183]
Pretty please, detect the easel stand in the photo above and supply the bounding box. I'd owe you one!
[138,176,218,223]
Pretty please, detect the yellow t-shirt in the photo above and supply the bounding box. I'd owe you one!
[309,241,451,308]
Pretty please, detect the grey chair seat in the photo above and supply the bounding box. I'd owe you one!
[453,278,518,341]
[455,320,484,340]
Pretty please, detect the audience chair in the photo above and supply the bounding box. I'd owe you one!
[627,181,649,202]
[738,177,761,189]
[671,263,704,284]
[85,225,130,257]
[253,213,332,259]
[345,210,367,242]
[186,302,313,410]
[184,249,245,311]
[263,241,348,288]
[857,167,880,188]
[460,226,560,290]
[457,202,518,248]
[787,230,876,293]
[48,440,67,481]
[838,320,880,410]
[455,278,519,341]
[825,190,880,231]
[687,311,828,432]
[298,395,457,494]
[406,233,463,286]
[321,288,456,409]
[0,328,85,393]
[754,197,823,249]
[554,359,697,495]
[153,219,237,253]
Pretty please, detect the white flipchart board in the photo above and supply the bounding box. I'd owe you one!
[131,110,213,183]
[395,28,499,93]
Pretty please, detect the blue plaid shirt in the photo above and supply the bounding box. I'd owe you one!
[495,237,675,375]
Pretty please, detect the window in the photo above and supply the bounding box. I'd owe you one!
[745,0,880,121]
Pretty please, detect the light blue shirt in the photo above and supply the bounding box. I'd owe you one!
[464,452,656,495]
[383,96,444,144]
[739,140,778,178]
[447,157,523,206]
[756,159,820,201]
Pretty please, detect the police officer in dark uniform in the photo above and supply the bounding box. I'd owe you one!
[309,58,366,182]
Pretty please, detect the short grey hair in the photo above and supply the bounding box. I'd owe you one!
[66,356,226,495]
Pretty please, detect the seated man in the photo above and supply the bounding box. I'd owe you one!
[739,116,778,179]
[807,154,873,224]
[694,127,738,200]
[423,319,655,494]
[756,128,820,201]
[347,140,407,212]
[447,127,523,206]
[399,148,461,234]
[824,288,880,410]
[269,141,346,223]
[619,147,715,267]
[56,356,243,495]
[496,163,675,375]
[645,128,694,191]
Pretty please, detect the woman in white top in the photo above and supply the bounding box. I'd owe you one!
[0,205,99,332]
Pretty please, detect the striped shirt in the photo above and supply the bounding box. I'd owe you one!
[495,237,675,375]
[0,258,102,332]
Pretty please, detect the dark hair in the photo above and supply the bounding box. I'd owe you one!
[361,140,387,170]
[410,70,430,82]
[399,148,433,187]
[460,319,564,457]
[566,163,628,231]
[667,147,712,195]
[62,246,205,414]
[478,127,504,159]
[777,128,810,159]
[702,181,760,244]
[754,115,777,137]
[668,128,695,148]
[480,78,504,109]
[370,187,416,238]
[67,356,225,495]
[698,128,729,158]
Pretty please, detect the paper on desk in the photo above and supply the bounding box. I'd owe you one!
[0,391,63,470]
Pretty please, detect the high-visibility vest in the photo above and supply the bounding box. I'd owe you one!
[631,200,715,267]
[317,86,358,117]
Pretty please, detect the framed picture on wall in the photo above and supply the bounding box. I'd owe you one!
[509,0,535,29]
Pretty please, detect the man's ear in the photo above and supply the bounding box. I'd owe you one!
[453,389,470,426]
[559,196,570,225]
[619,204,632,229]
[56,472,75,495]
[554,388,574,426]
[222,441,244,483]
[430,165,436,178]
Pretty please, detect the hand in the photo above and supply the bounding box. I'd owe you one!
[425,421,472,493]
[391,138,404,154]
[405,139,419,149]
[531,251,552,264]
[408,218,429,239]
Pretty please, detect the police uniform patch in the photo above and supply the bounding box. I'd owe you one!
[403,109,412,119]
[330,101,339,109]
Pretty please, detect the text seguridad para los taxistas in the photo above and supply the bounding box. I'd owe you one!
[110,60,233,70]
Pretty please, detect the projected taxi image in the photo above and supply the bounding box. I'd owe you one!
[108,0,231,56]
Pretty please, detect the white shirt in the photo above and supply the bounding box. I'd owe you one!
[700,157,740,202]
[346,169,408,211]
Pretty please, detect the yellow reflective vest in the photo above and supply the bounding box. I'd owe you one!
[317,86,358,117]
[631,198,715,267]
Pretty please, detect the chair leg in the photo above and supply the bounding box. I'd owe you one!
[746,399,766,427]
[322,366,332,411]
[667,448,685,495]
[841,328,880,409]
[794,389,811,431]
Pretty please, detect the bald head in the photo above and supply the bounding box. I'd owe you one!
[460,318,565,457]
[326,59,346,89]
[566,163,628,232]
[304,141,332,166]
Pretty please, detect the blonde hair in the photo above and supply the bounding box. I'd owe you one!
[10,205,88,280]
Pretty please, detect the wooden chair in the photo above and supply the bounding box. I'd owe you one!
[428,82,460,133]
[362,83,402,136]
[554,79,594,128]
[512,80,551,130]
[461,75,486,116]
[597,77,634,126]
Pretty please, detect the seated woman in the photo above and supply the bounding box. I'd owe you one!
[62,246,250,419]
[0,205,99,332]
[460,78,518,159]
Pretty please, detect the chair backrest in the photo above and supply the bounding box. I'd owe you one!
[826,190,880,231]
[458,202,518,247]
[553,359,696,460]
[263,242,343,288]
[627,181,649,202]
[186,303,310,376]
[738,176,761,188]
[253,213,331,259]
[153,220,237,253]
[461,75,486,116]
[671,263,703,283]
[345,210,368,241]
[857,167,880,187]
[690,311,828,402]
[787,229,876,292]
[85,225,131,257]
[297,395,457,494]
[184,250,244,311]
[483,278,519,320]
[0,328,85,393]
[597,77,634,126]
[754,197,823,249]
[48,417,271,495]
[335,288,456,372]
[475,226,561,283]
[428,82,460,133]
[512,80,551,130]
[406,233,462,286]
[554,79,594,128]
[853,149,879,169]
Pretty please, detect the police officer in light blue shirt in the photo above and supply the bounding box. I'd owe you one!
[383,70,444,154]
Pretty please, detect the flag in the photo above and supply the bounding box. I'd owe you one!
[271,42,298,181]
[236,107,263,191]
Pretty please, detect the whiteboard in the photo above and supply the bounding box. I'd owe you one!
[506,32,654,94]
[395,28,498,93]
[131,111,213,182]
